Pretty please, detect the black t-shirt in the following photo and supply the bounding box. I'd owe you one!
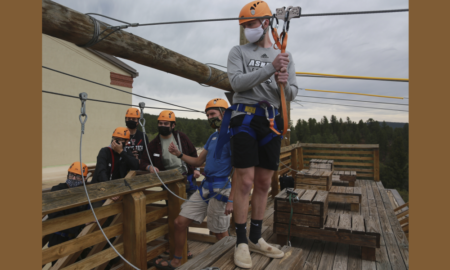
[124,130,149,160]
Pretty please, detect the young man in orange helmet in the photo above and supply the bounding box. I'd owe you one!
[91,127,139,185]
[123,107,149,164]
[216,1,299,268]
[47,162,90,266]
[140,110,200,196]
[152,98,235,270]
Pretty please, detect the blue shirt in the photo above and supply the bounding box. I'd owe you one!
[203,131,232,189]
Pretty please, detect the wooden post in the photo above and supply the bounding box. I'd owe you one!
[122,191,147,270]
[297,146,304,170]
[373,148,380,181]
[167,181,187,265]
[42,0,232,92]
[290,148,298,178]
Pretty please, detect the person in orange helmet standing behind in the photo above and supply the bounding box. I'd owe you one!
[123,107,149,164]
[47,162,90,266]
[216,1,299,268]
[140,110,200,196]
[91,127,139,186]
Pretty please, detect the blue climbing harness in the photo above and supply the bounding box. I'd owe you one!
[186,174,198,192]
[214,102,281,159]
[198,176,229,204]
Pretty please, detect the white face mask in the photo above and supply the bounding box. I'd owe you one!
[244,20,267,43]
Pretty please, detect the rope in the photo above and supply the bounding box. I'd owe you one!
[42,66,204,113]
[296,72,408,82]
[77,94,140,270]
[42,91,200,112]
[303,88,404,99]
[293,100,409,112]
[296,95,409,106]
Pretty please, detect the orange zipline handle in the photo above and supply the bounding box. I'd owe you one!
[278,32,289,136]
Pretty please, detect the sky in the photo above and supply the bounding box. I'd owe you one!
[52,0,409,125]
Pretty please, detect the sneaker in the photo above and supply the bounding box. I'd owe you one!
[234,243,252,268]
[248,238,285,258]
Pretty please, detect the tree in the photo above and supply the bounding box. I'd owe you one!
[290,126,298,144]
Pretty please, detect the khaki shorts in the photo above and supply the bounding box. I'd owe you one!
[179,187,231,234]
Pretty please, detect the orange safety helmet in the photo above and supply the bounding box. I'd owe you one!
[125,107,140,118]
[158,110,176,122]
[112,127,130,140]
[205,98,229,113]
[68,161,88,177]
[239,1,272,25]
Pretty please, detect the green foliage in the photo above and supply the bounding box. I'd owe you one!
[290,126,298,144]
[296,115,408,192]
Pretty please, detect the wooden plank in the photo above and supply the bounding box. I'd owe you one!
[290,149,299,178]
[167,182,187,264]
[297,184,328,191]
[396,209,409,219]
[93,235,123,270]
[275,211,323,228]
[298,147,304,170]
[345,187,354,194]
[393,202,409,212]
[177,236,235,270]
[146,207,168,224]
[328,193,360,204]
[300,143,379,149]
[312,190,328,204]
[332,243,349,270]
[145,190,168,205]
[376,245,392,270]
[305,161,374,167]
[275,200,321,216]
[122,191,147,270]
[384,232,407,270]
[317,241,338,270]
[347,245,362,270]
[265,246,305,270]
[187,232,218,244]
[42,169,184,215]
[274,223,378,248]
[42,223,122,265]
[299,189,317,202]
[324,213,339,231]
[351,215,365,234]
[304,155,374,161]
[42,202,122,236]
[353,187,362,195]
[303,240,326,270]
[60,242,124,270]
[338,214,352,233]
[373,149,380,181]
[303,149,373,155]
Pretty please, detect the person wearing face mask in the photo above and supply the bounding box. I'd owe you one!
[91,127,139,188]
[47,162,90,266]
[123,107,149,164]
[151,99,235,270]
[216,1,299,268]
[139,110,200,197]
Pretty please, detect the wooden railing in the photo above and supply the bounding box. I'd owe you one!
[42,169,187,270]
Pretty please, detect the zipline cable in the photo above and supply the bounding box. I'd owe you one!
[297,95,409,106]
[293,100,408,112]
[296,72,408,82]
[42,90,200,112]
[42,66,205,113]
[86,9,408,28]
[302,88,404,99]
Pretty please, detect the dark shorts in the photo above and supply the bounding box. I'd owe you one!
[230,114,283,171]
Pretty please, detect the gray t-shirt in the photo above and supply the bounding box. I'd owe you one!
[227,43,298,112]
[160,135,185,174]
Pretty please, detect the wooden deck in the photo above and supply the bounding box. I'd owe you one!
[182,180,409,270]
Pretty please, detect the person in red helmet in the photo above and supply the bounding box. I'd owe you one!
[216,1,298,268]
[47,162,90,266]
[123,107,149,163]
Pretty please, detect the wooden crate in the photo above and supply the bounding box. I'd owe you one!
[309,159,334,171]
[273,188,328,228]
[296,169,333,191]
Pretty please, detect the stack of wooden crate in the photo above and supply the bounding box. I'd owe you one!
[296,169,333,191]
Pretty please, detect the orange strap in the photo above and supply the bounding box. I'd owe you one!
[278,33,289,136]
